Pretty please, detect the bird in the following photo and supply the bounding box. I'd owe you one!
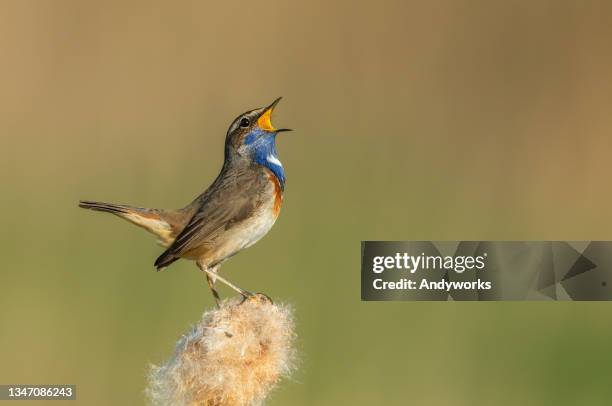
[79,97,291,306]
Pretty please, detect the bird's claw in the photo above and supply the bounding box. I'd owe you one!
[239,292,273,305]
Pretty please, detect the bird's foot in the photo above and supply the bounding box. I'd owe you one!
[213,297,222,309]
[240,292,273,305]
[239,290,254,303]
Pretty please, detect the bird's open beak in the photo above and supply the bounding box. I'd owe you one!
[257,97,292,133]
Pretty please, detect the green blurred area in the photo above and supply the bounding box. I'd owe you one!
[1,1,612,405]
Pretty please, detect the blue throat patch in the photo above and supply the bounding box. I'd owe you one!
[244,129,285,190]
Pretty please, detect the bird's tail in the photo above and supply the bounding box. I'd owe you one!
[78,200,133,215]
[78,200,176,247]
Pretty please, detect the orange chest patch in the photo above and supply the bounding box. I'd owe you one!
[266,171,283,217]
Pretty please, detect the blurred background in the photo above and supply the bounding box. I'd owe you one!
[1,1,612,405]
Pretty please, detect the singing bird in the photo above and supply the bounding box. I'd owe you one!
[79,98,291,305]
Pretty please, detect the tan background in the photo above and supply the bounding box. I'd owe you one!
[1,1,612,404]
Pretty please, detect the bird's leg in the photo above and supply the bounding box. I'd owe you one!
[205,272,221,308]
[197,262,253,300]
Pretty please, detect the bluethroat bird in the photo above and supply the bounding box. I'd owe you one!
[79,97,291,306]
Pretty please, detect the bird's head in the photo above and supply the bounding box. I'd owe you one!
[225,97,290,186]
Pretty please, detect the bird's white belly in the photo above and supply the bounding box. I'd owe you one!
[217,196,280,261]
[241,206,278,249]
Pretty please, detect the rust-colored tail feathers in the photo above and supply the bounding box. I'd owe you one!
[78,200,182,248]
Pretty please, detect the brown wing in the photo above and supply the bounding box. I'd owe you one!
[154,165,267,269]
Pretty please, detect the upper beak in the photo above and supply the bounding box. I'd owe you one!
[257,97,292,133]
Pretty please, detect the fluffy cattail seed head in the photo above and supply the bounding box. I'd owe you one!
[147,294,296,406]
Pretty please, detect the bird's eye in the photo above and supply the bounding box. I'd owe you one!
[239,118,250,128]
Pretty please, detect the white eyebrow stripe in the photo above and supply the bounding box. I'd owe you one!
[267,154,283,167]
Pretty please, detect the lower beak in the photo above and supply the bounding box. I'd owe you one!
[257,97,286,132]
